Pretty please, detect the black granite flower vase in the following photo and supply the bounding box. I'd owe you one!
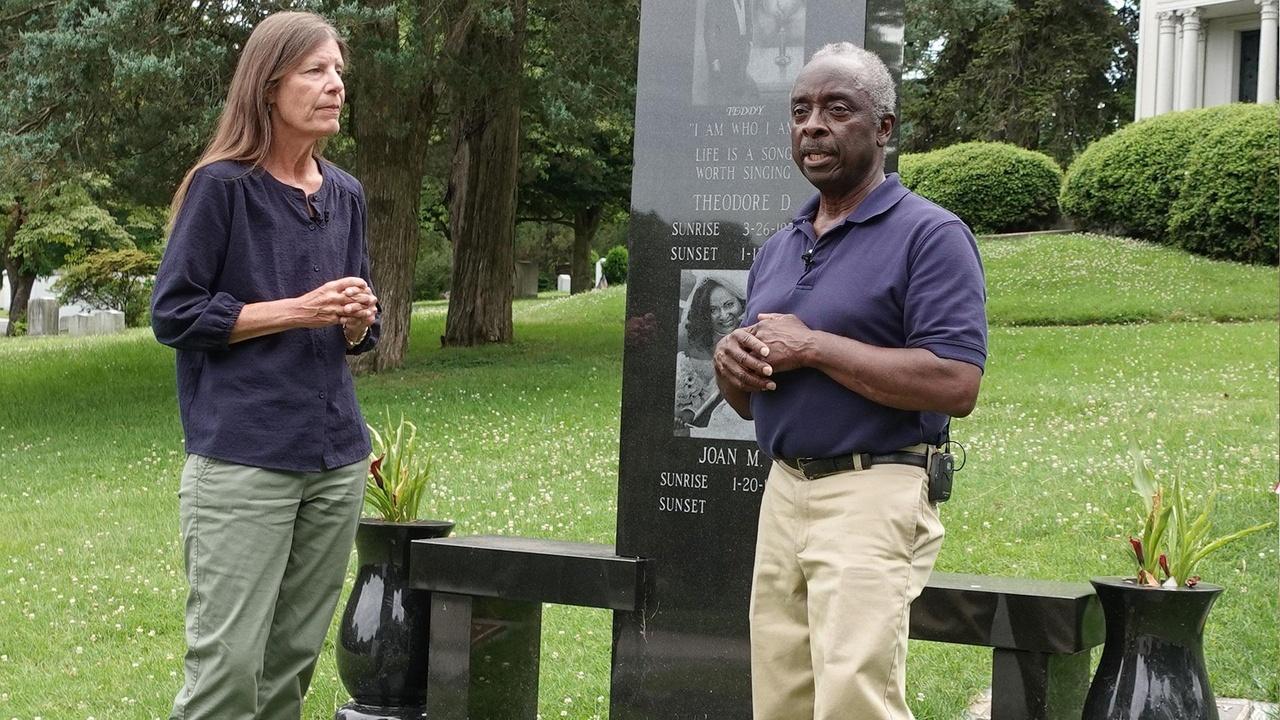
[1082,577,1223,720]
[334,518,455,720]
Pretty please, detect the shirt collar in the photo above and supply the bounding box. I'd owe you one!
[791,173,910,226]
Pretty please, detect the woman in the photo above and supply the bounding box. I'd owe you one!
[674,274,753,439]
[150,12,378,719]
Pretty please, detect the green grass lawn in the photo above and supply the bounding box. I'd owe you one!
[0,233,1276,719]
[983,233,1279,325]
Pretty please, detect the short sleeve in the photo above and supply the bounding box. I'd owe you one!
[903,220,988,369]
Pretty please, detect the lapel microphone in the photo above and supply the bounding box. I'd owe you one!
[802,248,815,270]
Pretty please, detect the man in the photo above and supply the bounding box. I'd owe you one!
[704,0,756,103]
[713,42,987,720]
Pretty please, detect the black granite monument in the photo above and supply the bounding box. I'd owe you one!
[409,3,1102,717]
[611,1,905,717]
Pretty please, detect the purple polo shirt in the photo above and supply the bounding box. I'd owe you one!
[151,159,379,472]
[744,173,987,459]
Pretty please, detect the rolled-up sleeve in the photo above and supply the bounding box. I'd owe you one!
[151,171,244,351]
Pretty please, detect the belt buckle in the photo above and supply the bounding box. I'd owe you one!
[794,457,819,480]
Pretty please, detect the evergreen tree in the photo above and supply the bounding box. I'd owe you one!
[517,0,638,295]
[902,0,1135,163]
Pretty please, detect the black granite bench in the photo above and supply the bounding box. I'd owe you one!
[409,535,1102,720]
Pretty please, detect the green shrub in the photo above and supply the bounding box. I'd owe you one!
[1167,104,1279,265]
[54,248,159,326]
[413,232,452,301]
[1059,105,1239,243]
[602,245,628,285]
[899,142,1062,234]
[896,142,1064,235]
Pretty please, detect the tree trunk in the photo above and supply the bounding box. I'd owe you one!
[349,129,430,373]
[2,200,32,337]
[343,0,451,373]
[570,205,603,294]
[443,0,528,346]
[4,272,35,337]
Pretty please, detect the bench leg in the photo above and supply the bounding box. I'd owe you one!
[426,593,542,720]
[427,593,473,720]
[991,648,1092,720]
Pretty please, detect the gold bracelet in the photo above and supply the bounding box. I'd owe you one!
[345,325,369,348]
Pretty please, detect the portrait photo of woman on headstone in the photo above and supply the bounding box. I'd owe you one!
[673,270,755,441]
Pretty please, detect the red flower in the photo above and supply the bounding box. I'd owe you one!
[1129,537,1145,567]
[1158,554,1170,578]
[370,454,385,489]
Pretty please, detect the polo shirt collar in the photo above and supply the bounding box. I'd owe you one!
[791,173,910,226]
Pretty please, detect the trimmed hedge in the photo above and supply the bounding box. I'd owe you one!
[1059,105,1239,243]
[899,142,1063,234]
[1167,105,1279,265]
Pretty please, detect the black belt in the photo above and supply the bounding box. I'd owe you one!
[778,451,929,480]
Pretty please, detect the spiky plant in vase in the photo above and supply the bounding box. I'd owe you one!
[1082,447,1275,720]
[335,411,454,720]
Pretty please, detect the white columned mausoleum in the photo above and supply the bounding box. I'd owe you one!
[1137,0,1279,119]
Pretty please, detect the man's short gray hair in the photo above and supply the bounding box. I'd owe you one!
[808,42,896,121]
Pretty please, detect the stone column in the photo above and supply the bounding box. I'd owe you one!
[1156,11,1179,115]
[1259,0,1279,103]
[1196,31,1207,107]
[1173,19,1184,109]
[1178,9,1201,111]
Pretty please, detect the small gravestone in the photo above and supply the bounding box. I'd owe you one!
[90,309,125,334]
[514,261,539,299]
[68,312,94,336]
[0,318,8,335]
[27,298,60,336]
[611,1,904,716]
[556,274,571,293]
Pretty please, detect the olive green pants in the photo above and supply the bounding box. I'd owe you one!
[170,454,366,720]
[749,459,944,720]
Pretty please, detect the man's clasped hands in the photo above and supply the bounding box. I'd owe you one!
[713,313,818,393]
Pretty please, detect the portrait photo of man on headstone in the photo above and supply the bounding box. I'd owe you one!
[693,0,808,106]
[673,269,755,441]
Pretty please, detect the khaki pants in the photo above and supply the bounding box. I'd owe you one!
[170,454,366,720]
[749,459,944,720]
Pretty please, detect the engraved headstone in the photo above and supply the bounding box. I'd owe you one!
[611,1,905,716]
[27,298,61,336]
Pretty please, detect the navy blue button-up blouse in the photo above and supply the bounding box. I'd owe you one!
[151,159,380,472]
